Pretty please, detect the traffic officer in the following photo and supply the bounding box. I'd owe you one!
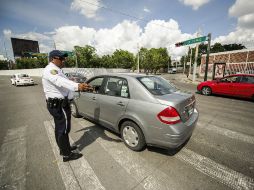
[42,50,90,162]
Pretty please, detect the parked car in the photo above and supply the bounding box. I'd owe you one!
[65,72,86,83]
[197,74,254,99]
[168,68,177,74]
[70,73,198,151]
[11,73,34,86]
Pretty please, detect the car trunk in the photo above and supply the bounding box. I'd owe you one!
[155,91,196,123]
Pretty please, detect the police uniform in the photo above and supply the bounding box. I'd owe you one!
[42,61,80,160]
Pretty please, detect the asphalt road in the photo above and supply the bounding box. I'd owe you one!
[0,74,253,190]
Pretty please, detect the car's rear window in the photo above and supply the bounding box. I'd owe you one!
[19,74,29,77]
[137,76,177,95]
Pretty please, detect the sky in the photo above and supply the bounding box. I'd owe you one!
[0,0,254,60]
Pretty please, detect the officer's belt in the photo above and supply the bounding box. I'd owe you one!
[46,97,73,108]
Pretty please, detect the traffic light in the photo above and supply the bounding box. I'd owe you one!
[175,42,184,47]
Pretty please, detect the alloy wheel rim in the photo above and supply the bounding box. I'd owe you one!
[123,126,139,147]
[203,87,210,95]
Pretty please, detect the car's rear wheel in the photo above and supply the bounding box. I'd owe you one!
[70,101,80,118]
[201,86,212,96]
[121,121,146,151]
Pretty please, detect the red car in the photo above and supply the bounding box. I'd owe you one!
[197,74,254,99]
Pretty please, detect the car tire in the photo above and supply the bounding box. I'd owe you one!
[70,101,80,118]
[201,86,212,96]
[120,121,146,151]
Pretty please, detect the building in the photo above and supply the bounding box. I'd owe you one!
[200,49,254,78]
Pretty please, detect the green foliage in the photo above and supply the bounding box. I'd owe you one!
[15,57,48,69]
[9,45,172,72]
[0,60,9,70]
[112,49,135,69]
[139,47,170,73]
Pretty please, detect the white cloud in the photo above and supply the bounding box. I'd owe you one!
[214,0,254,48]
[15,32,50,41]
[229,0,254,17]
[53,26,96,50]
[8,19,199,58]
[3,29,12,37]
[144,7,151,13]
[178,0,210,10]
[71,0,101,18]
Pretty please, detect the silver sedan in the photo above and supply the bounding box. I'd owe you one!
[70,73,198,151]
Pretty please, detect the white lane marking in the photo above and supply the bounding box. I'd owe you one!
[0,126,27,190]
[45,121,105,190]
[78,120,174,190]
[191,137,254,165]
[44,121,81,190]
[176,148,254,190]
[197,122,254,145]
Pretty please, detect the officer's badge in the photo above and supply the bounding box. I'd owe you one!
[50,70,58,75]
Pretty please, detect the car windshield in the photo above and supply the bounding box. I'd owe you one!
[19,74,29,77]
[137,76,177,95]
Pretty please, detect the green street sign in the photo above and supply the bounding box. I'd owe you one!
[175,36,207,47]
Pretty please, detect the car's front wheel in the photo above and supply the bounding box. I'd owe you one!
[201,86,212,96]
[121,121,146,151]
[70,101,80,118]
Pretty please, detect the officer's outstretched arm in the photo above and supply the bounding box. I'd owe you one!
[44,69,78,91]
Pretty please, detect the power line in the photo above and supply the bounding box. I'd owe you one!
[80,0,178,31]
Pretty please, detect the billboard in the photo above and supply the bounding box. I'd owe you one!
[11,38,40,57]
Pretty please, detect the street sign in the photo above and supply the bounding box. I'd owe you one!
[175,36,207,47]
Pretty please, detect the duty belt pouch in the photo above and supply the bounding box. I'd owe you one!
[62,99,68,108]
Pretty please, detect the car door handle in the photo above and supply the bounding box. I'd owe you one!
[117,101,125,106]
[92,97,96,100]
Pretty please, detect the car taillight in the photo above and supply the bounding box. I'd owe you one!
[157,106,181,124]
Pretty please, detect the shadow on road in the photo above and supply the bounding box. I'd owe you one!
[74,123,122,152]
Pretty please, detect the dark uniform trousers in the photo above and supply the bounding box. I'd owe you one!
[47,101,72,156]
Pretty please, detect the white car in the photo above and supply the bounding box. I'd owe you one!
[11,73,34,86]
[168,68,177,74]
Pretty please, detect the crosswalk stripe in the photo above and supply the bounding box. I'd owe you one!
[191,137,254,165]
[44,121,105,190]
[0,126,27,190]
[197,122,254,145]
[78,120,176,190]
[176,148,254,190]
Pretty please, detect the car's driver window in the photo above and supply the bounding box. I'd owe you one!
[88,77,104,93]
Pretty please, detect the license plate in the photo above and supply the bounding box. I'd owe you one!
[188,108,194,115]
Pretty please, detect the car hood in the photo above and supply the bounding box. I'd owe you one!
[155,91,196,122]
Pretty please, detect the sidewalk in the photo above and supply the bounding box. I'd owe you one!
[162,73,205,85]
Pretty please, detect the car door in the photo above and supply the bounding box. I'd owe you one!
[77,76,105,121]
[213,76,240,96]
[98,76,130,130]
[235,76,254,98]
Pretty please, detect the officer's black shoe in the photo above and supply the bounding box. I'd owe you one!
[63,152,83,162]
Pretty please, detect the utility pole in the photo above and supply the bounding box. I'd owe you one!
[189,48,193,77]
[193,30,200,82]
[137,43,140,73]
[204,33,211,81]
[53,40,57,50]
[75,52,78,68]
[183,55,186,74]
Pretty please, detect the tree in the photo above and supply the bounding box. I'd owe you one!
[74,45,99,68]
[112,49,135,69]
[0,60,9,70]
